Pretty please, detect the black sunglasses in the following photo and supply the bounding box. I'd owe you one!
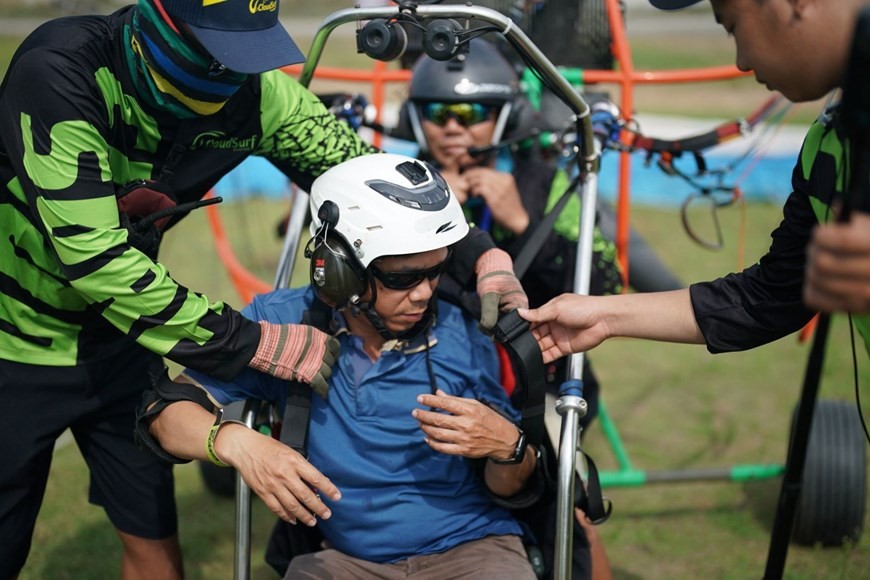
[370,260,447,290]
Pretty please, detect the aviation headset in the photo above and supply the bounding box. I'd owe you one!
[304,152,469,310]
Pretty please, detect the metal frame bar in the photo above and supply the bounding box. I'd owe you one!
[233,5,598,579]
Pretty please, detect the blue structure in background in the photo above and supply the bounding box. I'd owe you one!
[212,138,795,207]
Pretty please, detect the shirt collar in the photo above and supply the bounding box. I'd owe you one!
[334,310,439,355]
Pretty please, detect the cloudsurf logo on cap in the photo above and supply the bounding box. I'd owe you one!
[249,0,278,14]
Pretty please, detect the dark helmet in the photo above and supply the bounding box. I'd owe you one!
[408,38,520,106]
[403,38,530,153]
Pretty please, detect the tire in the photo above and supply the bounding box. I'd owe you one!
[198,459,238,498]
[791,399,867,546]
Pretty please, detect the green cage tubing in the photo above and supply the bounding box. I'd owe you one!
[521,66,586,110]
[596,398,785,487]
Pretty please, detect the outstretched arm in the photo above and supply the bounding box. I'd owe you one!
[519,290,704,364]
[148,391,340,526]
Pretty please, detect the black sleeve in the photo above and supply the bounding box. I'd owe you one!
[690,180,817,353]
[448,226,497,289]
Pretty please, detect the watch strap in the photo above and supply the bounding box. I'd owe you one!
[490,428,528,465]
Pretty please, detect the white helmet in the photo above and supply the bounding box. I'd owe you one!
[307,152,469,308]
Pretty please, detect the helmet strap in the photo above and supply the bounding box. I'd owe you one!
[407,103,430,155]
[491,101,512,146]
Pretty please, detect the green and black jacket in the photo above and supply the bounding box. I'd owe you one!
[690,107,870,356]
[0,7,377,379]
[463,156,622,309]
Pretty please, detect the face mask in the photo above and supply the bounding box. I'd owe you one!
[126,0,249,118]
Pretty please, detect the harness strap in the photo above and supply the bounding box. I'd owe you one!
[491,310,547,447]
[511,174,580,280]
[491,310,612,525]
[576,450,612,525]
[278,298,333,455]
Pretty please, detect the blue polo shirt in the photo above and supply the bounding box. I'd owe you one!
[186,287,524,563]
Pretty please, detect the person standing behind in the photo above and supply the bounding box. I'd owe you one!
[0,2,526,577]
[403,38,623,425]
[519,0,870,362]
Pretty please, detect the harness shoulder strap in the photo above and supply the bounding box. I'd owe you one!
[491,310,612,524]
[491,310,547,447]
[278,297,333,455]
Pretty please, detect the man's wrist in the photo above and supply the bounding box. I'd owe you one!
[205,410,247,467]
[489,428,528,465]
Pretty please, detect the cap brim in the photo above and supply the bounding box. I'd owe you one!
[188,21,305,75]
[648,0,705,10]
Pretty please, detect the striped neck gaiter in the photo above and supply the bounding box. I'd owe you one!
[126,0,249,119]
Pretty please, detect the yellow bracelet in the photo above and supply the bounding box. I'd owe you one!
[205,422,231,467]
[205,411,247,468]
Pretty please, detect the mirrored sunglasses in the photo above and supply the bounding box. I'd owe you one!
[422,102,495,128]
[370,261,447,290]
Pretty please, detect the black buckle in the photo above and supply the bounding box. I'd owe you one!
[491,309,529,345]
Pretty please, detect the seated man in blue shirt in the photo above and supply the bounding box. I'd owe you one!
[139,152,541,578]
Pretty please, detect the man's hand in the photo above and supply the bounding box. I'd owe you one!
[249,322,339,397]
[412,389,517,459]
[804,212,870,314]
[463,167,530,235]
[518,294,608,364]
[117,179,177,259]
[215,423,341,526]
[475,248,529,332]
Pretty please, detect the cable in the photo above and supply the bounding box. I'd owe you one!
[847,315,870,445]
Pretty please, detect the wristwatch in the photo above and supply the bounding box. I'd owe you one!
[490,428,528,465]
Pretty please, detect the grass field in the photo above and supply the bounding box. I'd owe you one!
[2,3,867,579]
[19,196,870,579]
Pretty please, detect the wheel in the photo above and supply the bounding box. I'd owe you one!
[198,459,237,498]
[791,399,867,546]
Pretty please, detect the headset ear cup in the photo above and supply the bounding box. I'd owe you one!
[308,234,366,308]
[502,96,539,140]
[392,100,416,142]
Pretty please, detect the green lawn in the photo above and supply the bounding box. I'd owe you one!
[3,4,867,580]
[19,196,869,579]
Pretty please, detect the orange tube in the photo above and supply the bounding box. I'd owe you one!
[211,26,753,302]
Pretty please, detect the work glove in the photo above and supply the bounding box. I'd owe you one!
[116,179,177,260]
[248,321,340,398]
[475,248,529,333]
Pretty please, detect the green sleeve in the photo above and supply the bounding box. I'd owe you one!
[255,71,379,189]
